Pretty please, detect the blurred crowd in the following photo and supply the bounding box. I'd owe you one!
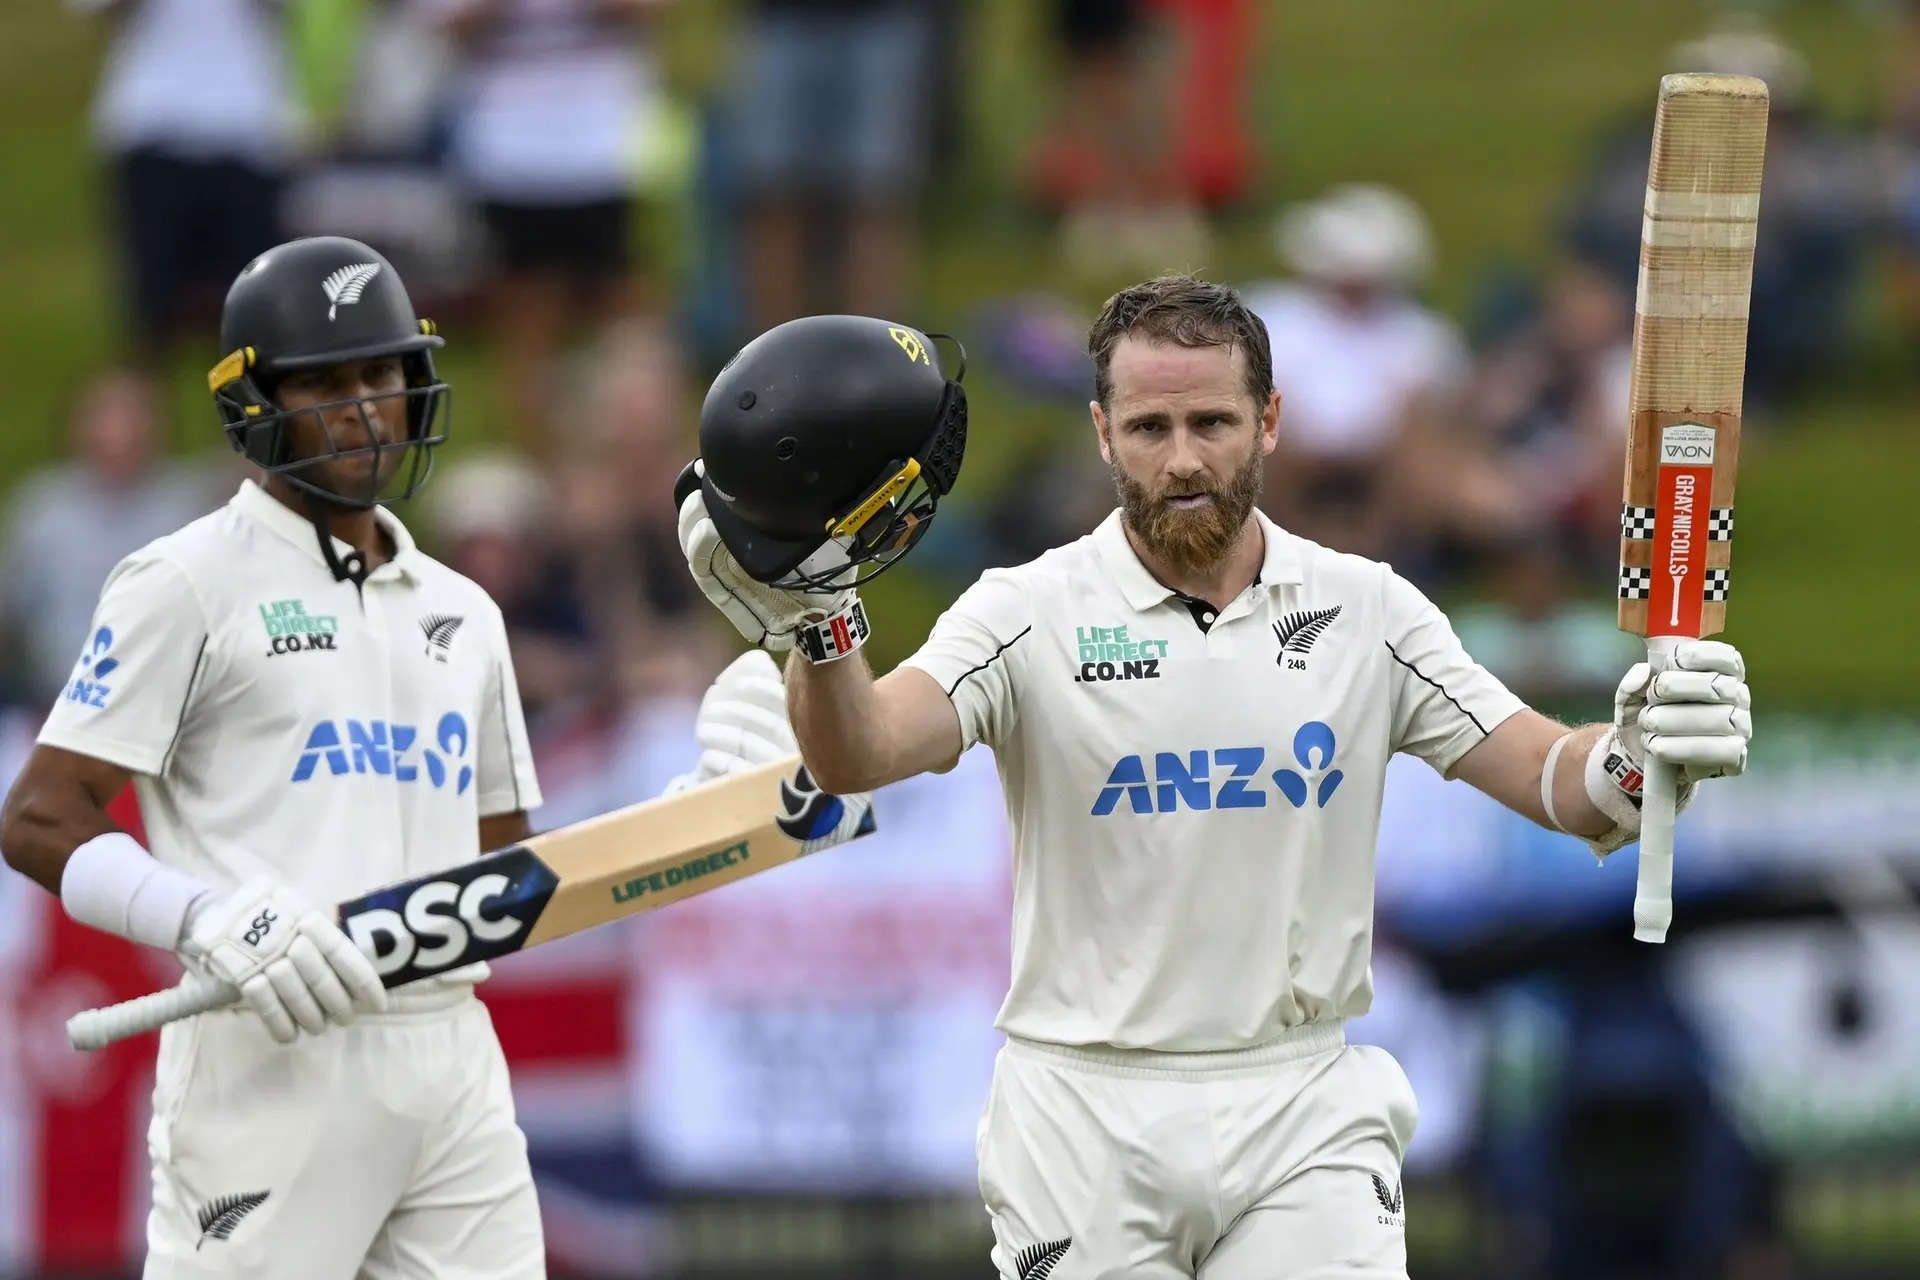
[18,4,1919,728]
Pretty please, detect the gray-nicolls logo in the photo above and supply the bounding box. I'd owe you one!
[322,262,381,321]
[1015,1237,1072,1279]
[197,1191,270,1248]
[1372,1174,1405,1226]
[1273,605,1342,668]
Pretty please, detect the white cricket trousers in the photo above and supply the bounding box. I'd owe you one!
[977,1021,1418,1280]
[142,988,544,1279]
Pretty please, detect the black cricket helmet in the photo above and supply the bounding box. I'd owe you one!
[681,314,968,589]
[208,236,449,509]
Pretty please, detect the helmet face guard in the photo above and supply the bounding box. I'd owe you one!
[210,334,451,511]
[688,330,970,590]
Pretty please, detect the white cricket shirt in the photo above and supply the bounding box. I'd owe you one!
[38,481,542,986]
[901,509,1523,1051]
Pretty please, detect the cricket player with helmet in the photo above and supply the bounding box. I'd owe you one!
[0,236,803,1277]
[678,283,1752,1280]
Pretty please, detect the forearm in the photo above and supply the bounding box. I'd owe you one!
[1545,722,1614,839]
[784,649,891,795]
[0,780,118,893]
[1451,710,1614,840]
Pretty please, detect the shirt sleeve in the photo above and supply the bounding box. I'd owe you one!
[1381,566,1525,776]
[474,604,544,818]
[35,551,211,777]
[896,569,1032,753]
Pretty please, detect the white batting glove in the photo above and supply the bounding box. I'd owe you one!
[663,650,799,795]
[1583,640,1752,852]
[694,650,797,781]
[178,877,388,1044]
[678,480,858,654]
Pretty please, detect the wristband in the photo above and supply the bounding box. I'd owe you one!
[61,831,212,950]
[1540,732,1575,834]
[795,598,870,664]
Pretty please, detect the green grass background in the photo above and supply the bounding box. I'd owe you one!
[2,0,1914,711]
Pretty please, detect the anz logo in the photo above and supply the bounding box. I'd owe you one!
[64,627,120,709]
[1091,722,1346,816]
[290,711,474,794]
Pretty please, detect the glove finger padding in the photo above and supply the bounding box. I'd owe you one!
[1649,670,1750,707]
[680,495,786,649]
[695,650,798,779]
[266,948,330,1036]
[1646,735,1748,774]
[311,918,387,1014]
[237,973,298,1044]
[1641,704,1752,738]
[1672,639,1745,678]
[288,924,359,1024]
[698,701,796,763]
[679,490,855,652]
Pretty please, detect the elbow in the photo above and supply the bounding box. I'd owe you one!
[799,755,884,799]
[0,785,40,875]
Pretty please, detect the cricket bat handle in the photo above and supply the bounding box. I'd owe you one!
[1632,635,1682,944]
[67,973,237,1050]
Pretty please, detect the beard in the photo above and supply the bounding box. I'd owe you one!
[1110,441,1264,576]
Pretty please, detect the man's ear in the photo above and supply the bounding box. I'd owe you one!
[1091,399,1111,463]
[1259,389,1282,456]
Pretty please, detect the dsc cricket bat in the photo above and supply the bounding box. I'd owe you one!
[66,758,875,1050]
[1617,73,1767,943]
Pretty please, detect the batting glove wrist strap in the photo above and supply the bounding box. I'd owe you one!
[795,598,871,664]
[1581,729,1697,860]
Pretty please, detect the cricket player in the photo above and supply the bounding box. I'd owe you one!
[0,236,801,1278]
[675,285,1754,1280]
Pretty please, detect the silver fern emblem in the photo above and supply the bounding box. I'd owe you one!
[420,613,464,651]
[196,1190,270,1248]
[322,261,381,320]
[1015,1237,1072,1279]
[1273,604,1342,657]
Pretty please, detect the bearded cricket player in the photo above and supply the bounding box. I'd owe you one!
[676,281,1753,1279]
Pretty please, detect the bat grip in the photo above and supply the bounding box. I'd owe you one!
[1633,634,1682,944]
[66,974,237,1051]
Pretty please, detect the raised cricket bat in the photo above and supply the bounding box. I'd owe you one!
[1617,73,1767,943]
[66,758,875,1050]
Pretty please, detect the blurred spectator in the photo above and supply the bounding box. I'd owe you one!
[275,5,484,307]
[732,0,935,331]
[1243,184,1517,568]
[1883,0,1920,353]
[426,0,668,452]
[0,370,217,707]
[78,0,295,368]
[423,449,598,722]
[1465,259,1636,577]
[1030,1,1212,278]
[1560,21,1879,408]
[548,321,716,702]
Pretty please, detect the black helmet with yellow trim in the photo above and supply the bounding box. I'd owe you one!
[680,314,968,590]
[208,236,449,511]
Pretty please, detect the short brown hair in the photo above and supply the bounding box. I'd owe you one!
[1087,275,1274,411]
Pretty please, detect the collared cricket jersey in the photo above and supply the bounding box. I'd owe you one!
[38,480,542,984]
[901,509,1522,1051]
